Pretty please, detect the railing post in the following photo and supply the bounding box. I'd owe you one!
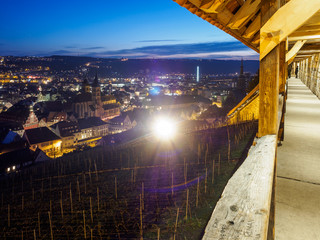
[258,0,280,138]
[278,41,287,143]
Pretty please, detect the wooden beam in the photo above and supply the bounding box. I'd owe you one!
[286,40,307,62]
[228,0,261,30]
[289,35,320,42]
[243,12,261,39]
[299,50,320,54]
[187,0,202,7]
[295,25,320,33]
[300,43,320,51]
[200,0,232,13]
[260,0,320,60]
[289,30,320,38]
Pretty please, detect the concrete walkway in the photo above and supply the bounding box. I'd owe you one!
[276,78,320,240]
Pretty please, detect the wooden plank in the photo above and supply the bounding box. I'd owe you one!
[228,0,261,30]
[243,13,261,39]
[260,0,320,60]
[202,135,277,240]
[286,40,306,62]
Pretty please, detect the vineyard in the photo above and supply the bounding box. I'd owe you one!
[0,121,257,240]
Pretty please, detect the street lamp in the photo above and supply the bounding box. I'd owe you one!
[152,117,176,141]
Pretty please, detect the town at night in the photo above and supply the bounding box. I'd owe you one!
[0,0,319,239]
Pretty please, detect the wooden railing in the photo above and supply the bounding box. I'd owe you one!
[202,93,285,240]
[202,135,277,240]
[227,85,259,119]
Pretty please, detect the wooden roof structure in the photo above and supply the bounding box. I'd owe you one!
[173,0,320,63]
[172,1,320,239]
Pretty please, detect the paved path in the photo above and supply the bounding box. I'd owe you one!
[276,78,320,240]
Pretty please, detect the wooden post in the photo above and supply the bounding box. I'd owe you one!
[38,212,41,236]
[77,178,81,202]
[83,210,86,239]
[8,204,10,227]
[141,182,144,210]
[94,161,99,181]
[258,0,281,137]
[70,183,73,214]
[184,164,188,186]
[90,197,93,223]
[97,187,100,211]
[196,177,199,207]
[48,211,53,240]
[212,158,215,184]
[260,1,282,240]
[185,189,189,220]
[60,199,64,220]
[83,173,87,194]
[174,208,179,239]
[140,194,143,240]
[205,168,208,194]
[171,172,174,196]
[115,176,117,200]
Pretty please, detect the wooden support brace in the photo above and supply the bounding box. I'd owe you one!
[286,40,307,62]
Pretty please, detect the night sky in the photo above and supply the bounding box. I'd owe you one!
[0,0,258,59]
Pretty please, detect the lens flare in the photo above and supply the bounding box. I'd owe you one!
[152,117,176,140]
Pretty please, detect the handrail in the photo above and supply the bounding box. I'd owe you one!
[202,134,277,240]
[203,91,285,240]
[227,85,259,118]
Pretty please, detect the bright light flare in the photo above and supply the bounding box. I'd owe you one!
[152,117,176,140]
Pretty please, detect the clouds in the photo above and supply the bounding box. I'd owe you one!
[86,41,258,60]
[135,40,181,43]
[82,46,105,50]
[1,41,258,60]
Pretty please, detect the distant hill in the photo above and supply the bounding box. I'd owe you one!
[3,55,259,76]
[48,56,259,75]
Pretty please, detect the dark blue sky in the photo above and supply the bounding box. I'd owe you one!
[0,0,258,59]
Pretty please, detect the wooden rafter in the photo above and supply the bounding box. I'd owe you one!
[242,13,261,39]
[228,0,261,30]
[172,0,260,52]
[286,40,306,62]
[260,0,320,60]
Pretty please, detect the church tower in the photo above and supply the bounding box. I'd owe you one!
[83,76,91,93]
[92,73,101,105]
[237,59,246,91]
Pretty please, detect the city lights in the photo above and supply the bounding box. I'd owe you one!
[152,117,176,141]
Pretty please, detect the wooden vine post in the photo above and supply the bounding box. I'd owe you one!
[48,211,53,240]
[185,189,189,220]
[83,210,86,239]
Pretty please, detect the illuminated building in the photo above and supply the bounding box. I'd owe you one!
[72,74,120,120]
